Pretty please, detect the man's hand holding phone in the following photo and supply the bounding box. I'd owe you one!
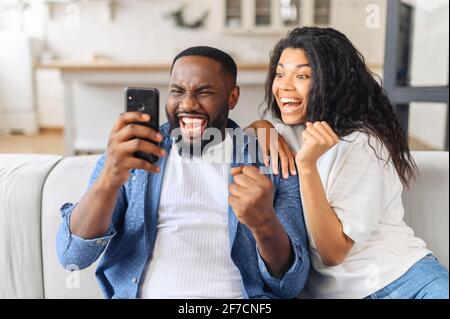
[99,112,166,191]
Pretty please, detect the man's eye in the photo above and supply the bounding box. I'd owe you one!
[170,89,183,94]
[275,73,284,78]
[297,74,309,79]
[198,91,213,95]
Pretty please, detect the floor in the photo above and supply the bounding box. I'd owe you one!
[0,129,65,155]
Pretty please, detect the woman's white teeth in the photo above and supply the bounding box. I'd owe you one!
[281,98,301,104]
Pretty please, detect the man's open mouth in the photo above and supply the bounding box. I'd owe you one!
[280,97,303,114]
[178,114,208,139]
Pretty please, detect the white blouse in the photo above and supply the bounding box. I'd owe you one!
[274,121,431,299]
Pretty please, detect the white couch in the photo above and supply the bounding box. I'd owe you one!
[0,152,448,299]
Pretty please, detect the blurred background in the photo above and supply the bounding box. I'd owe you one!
[0,0,448,155]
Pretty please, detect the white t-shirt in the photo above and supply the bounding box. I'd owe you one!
[274,122,431,299]
[140,133,244,299]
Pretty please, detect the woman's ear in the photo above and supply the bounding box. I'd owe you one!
[228,86,240,110]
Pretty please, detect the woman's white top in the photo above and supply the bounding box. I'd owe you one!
[274,122,431,299]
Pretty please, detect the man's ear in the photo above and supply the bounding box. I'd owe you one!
[228,86,240,111]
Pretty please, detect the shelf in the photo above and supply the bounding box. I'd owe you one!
[44,0,115,23]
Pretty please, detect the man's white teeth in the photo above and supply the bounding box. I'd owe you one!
[182,117,203,125]
[280,98,301,104]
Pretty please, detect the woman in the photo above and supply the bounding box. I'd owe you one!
[248,27,449,299]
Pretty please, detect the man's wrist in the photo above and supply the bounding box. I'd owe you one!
[251,213,282,241]
[96,172,121,194]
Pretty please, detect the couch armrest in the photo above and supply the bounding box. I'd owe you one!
[0,154,62,298]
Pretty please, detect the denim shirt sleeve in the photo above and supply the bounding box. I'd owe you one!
[56,153,126,271]
[256,173,310,299]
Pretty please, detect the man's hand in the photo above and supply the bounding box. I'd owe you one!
[228,166,294,278]
[228,166,277,234]
[100,112,166,191]
[69,112,166,239]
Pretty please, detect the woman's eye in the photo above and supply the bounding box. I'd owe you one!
[275,73,284,78]
[297,74,309,79]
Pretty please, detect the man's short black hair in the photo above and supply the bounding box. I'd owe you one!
[171,46,237,85]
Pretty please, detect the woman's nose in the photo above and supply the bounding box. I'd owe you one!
[279,77,295,91]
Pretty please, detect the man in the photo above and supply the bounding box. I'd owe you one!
[56,46,309,299]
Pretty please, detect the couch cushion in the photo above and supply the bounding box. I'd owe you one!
[0,154,62,298]
[41,154,103,299]
[403,152,449,269]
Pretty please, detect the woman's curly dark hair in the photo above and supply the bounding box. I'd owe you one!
[264,27,417,186]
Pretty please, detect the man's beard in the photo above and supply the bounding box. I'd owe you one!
[166,106,229,158]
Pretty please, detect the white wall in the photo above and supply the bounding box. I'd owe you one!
[409,0,449,150]
[33,0,388,128]
[3,0,390,131]
[44,0,280,64]
[0,31,39,134]
[41,0,387,65]
[330,0,386,74]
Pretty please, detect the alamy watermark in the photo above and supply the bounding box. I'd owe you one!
[170,127,280,172]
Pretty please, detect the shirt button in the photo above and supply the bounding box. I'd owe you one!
[132,278,138,284]
[131,175,137,181]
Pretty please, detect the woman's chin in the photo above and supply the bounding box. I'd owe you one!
[281,114,304,126]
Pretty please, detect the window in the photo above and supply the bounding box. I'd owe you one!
[384,0,449,150]
[222,0,306,33]
[226,0,243,27]
[255,0,271,26]
[314,0,331,25]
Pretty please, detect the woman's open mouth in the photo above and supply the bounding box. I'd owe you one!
[280,97,303,114]
[178,114,208,139]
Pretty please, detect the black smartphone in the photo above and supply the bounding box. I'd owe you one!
[125,87,160,164]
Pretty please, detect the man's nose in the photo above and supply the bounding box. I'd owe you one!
[179,94,199,111]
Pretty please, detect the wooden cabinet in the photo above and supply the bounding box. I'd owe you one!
[222,0,331,34]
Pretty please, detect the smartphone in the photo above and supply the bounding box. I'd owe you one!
[125,87,160,164]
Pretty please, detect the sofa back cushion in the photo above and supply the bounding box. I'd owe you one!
[41,155,103,299]
[402,151,449,269]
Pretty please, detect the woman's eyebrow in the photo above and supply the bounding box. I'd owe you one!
[277,63,310,69]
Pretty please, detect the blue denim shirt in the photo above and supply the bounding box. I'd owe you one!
[56,119,310,299]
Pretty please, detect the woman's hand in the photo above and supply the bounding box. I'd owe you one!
[296,121,339,170]
[247,120,296,179]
